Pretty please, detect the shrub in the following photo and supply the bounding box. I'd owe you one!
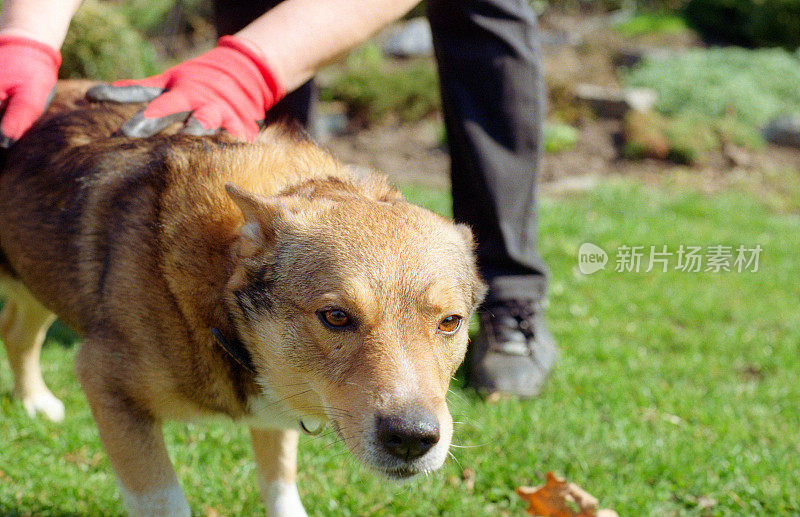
[613,13,690,38]
[663,112,718,164]
[622,110,670,160]
[623,47,800,129]
[684,0,800,49]
[60,0,162,80]
[319,44,440,126]
[623,110,764,164]
[544,122,580,153]
[108,0,213,36]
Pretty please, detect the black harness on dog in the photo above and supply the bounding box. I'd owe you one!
[210,327,256,373]
[211,326,326,435]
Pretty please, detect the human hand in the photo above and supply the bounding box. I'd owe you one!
[86,36,285,142]
[0,35,61,148]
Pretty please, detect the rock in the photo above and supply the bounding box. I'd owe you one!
[625,88,659,113]
[723,142,752,168]
[312,101,350,142]
[314,113,349,142]
[540,28,584,48]
[575,84,658,119]
[763,114,800,148]
[382,18,433,58]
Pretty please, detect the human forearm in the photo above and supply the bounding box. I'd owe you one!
[0,0,82,49]
[79,0,422,142]
[236,0,420,92]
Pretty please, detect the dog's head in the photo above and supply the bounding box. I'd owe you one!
[225,177,485,478]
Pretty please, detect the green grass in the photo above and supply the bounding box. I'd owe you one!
[613,13,690,38]
[2,180,799,515]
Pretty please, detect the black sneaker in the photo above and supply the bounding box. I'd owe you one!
[468,278,557,397]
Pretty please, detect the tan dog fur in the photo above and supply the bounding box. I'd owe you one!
[0,82,485,516]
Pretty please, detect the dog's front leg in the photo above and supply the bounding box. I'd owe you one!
[88,390,189,516]
[250,427,307,517]
[76,343,190,517]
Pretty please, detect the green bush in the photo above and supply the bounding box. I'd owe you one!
[663,112,718,164]
[60,0,162,80]
[684,0,800,49]
[544,122,580,153]
[320,44,440,125]
[542,0,689,13]
[613,13,690,37]
[107,0,180,35]
[623,47,800,130]
[623,110,764,164]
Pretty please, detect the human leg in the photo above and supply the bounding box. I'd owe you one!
[427,0,556,396]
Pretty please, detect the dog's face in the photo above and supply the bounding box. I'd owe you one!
[226,181,485,478]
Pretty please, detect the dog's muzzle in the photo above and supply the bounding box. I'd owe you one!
[375,409,440,470]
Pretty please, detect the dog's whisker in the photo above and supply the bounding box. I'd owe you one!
[447,450,464,471]
[263,388,315,408]
[266,380,311,389]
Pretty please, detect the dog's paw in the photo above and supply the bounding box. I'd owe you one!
[21,391,65,422]
[262,481,308,517]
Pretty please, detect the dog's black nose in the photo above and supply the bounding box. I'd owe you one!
[376,410,440,461]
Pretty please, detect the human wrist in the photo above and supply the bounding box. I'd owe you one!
[0,33,61,68]
[0,27,60,50]
[217,35,286,108]
[0,0,81,49]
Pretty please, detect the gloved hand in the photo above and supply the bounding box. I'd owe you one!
[0,35,61,148]
[86,36,285,142]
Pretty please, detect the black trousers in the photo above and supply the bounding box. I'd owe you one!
[214,0,548,301]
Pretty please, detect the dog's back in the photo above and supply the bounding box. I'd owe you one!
[1,90,166,331]
[0,83,346,333]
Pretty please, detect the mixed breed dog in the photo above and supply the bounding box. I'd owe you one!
[0,81,486,516]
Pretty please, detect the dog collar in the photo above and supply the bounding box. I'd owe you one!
[211,327,256,373]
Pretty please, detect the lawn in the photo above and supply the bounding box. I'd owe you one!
[1,179,799,515]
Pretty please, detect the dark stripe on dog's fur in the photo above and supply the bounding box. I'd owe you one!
[0,246,17,278]
[234,263,276,315]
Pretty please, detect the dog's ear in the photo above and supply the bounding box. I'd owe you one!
[226,183,270,223]
[454,224,476,250]
[225,183,297,256]
[453,224,488,307]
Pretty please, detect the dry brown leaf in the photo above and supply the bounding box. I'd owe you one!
[516,472,617,517]
[597,510,619,517]
[204,507,222,517]
[462,467,476,491]
[446,467,476,491]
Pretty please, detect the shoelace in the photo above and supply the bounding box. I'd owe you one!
[482,299,544,363]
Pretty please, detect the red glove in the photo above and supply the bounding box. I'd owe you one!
[86,36,285,141]
[0,35,61,148]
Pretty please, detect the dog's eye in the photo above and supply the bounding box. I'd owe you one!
[318,308,352,330]
[438,315,462,334]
